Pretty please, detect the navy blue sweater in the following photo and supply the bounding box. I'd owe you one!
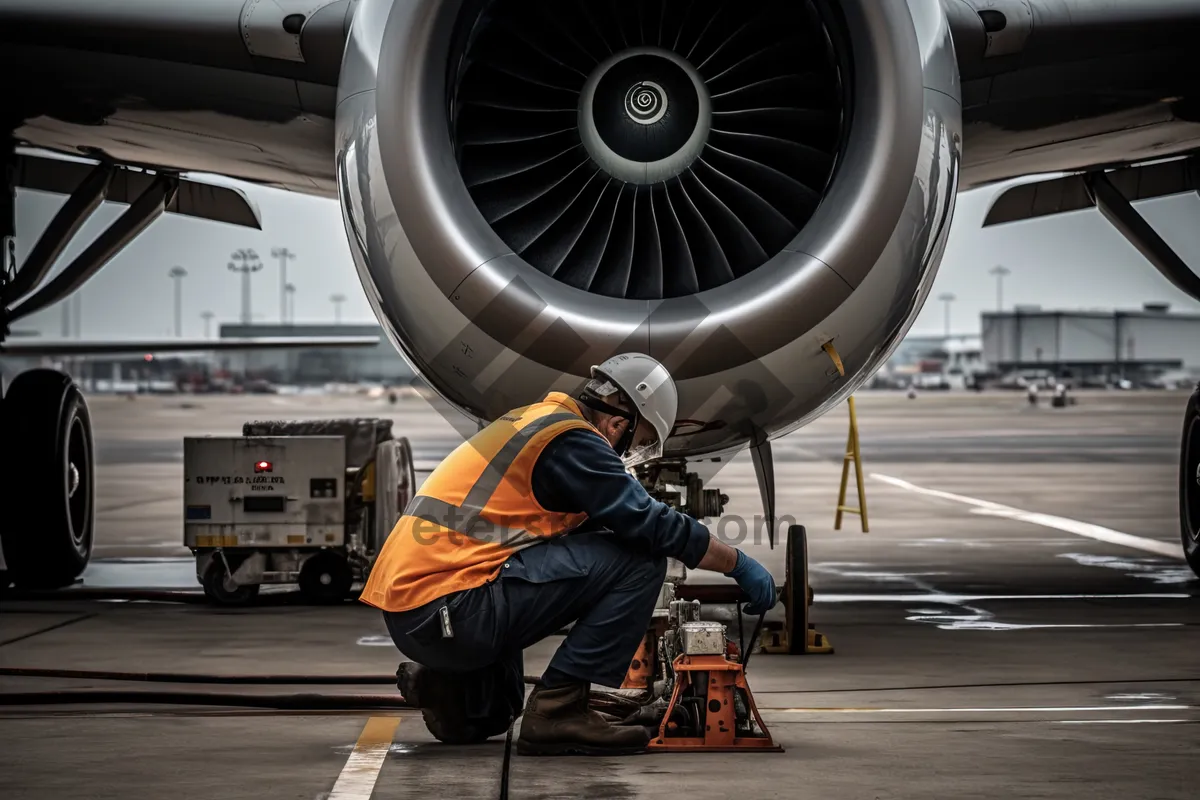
[529,429,711,569]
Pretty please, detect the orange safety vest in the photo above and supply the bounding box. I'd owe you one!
[360,391,603,613]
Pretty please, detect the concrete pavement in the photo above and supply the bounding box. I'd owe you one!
[1,389,1196,799]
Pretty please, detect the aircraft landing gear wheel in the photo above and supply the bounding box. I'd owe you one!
[1180,385,1200,579]
[0,369,95,589]
[784,524,810,654]
[202,557,259,607]
[299,551,353,604]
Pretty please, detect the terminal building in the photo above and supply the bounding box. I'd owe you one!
[879,333,985,388]
[981,304,1200,384]
[8,309,1195,392]
[218,323,417,385]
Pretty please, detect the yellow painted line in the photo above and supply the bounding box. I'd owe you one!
[328,717,400,800]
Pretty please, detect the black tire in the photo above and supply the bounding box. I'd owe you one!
[784,524,810,655]
[1180,384,1200,578]
[201,557,260,607]
[396,437,417,512]
[299,551,353,604]
[0,369,94,589]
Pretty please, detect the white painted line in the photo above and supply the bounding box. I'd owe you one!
[1055,719,1193,725]
[328,717,399,800]
[872,474,1185,560]
[813,592,1189,604]
[770,704,1189,714]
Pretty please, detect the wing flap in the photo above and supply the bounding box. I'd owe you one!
[15,149,262,230]
[983,156,1200,227]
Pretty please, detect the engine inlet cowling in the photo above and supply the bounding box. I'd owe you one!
[451,0,846,300]
[336,0,961,458]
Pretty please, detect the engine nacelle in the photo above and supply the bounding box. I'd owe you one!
[336,0,961,458]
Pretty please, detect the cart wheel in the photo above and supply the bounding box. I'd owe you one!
[202,558,259,607]
[396,437,417,511]
[299,551,353,604]
[784,524,809,655]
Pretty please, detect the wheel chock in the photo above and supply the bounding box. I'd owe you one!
[805,626,835,654]
[758,625,789,655]
[756,622,835,655]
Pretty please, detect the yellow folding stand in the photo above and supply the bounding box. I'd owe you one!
[834,396,869,533]
[821,341,869,533]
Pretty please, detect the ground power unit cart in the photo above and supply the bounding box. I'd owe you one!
[183,419,416,605]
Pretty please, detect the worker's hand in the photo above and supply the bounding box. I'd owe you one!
[724,550,777,615]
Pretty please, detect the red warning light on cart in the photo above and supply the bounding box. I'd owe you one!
[254,460,273,473]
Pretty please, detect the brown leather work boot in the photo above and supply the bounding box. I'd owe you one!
[516,682,651,756]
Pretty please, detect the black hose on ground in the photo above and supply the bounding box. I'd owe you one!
[8,666,1190,697]
[2,587,256,604]
[498,718,516,800]
[0,666,545,688]
[0,690,410,709]
[0,666,394,684]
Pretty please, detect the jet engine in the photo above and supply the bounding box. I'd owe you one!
[336,0,961,458]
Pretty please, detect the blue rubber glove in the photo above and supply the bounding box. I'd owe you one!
[724,550,777,615]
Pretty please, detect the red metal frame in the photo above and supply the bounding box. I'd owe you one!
[646,653,782,753]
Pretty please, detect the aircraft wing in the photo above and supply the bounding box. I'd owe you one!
[0,336,382,357]
[982,155,1200,302]
[982,156,1200,228]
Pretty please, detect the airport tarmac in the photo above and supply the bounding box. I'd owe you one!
[2,388,1198,799]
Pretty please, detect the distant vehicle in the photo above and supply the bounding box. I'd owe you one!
[241,379,278,395]
[994,371,1055,391]
[1145,370,1200,390]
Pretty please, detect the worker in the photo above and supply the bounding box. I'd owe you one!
[360,352,777,756]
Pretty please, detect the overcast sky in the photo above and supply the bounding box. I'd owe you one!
[11,177,1200,340]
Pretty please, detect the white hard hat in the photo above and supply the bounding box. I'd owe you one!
[584,353,678,466]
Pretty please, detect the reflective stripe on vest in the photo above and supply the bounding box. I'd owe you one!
[359,394,598,612]
[410,411,578,534]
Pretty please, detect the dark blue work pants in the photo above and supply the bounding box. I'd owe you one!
[382,531,667,724]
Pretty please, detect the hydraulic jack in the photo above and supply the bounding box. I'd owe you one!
[647,648,781,753]
[618,593,782,753]
[610,462,836,753]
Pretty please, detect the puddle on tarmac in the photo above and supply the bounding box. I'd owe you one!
[810,563,953,583]
[902,607,1183,631]
[812,562,1189,631]
[331,743,418,756]
[1106,692,1177,702]
[77,557,199,589]
[357,636,393,647]
[897,537,1086,549]
[1057,553,1197,585]
[897,538,996,549]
